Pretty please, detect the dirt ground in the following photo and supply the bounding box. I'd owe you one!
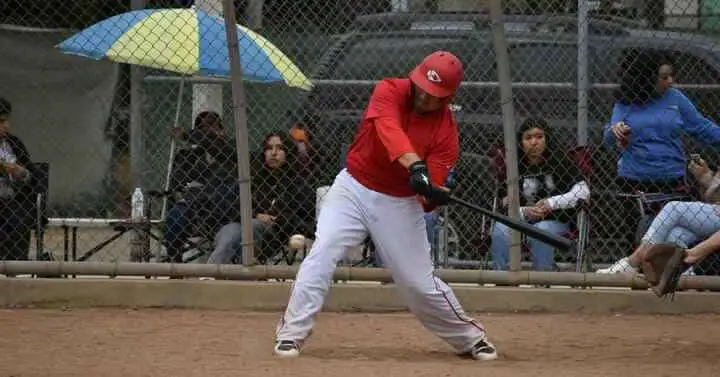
[0,309,717,377]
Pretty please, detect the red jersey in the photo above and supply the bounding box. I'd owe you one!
[345,78,460,199]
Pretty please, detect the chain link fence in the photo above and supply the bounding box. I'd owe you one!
[2,0,720,282]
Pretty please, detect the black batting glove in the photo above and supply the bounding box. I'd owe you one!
[408,161,451,206]
[409,161,432,196]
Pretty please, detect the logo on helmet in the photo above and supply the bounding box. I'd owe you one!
[426,70,442,83]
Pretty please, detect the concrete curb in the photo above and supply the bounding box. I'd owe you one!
[1,278,719,314]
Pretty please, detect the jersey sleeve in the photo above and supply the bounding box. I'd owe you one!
[675,89,720,145]
[366,80,416,162]
[425,119,460,187]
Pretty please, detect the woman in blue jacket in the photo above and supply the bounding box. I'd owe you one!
[604,49,720,189]
[601,49,720,273]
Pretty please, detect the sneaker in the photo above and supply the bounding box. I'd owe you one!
[274,340,300,358]
[463,339,498,361]
[596,257,636,274]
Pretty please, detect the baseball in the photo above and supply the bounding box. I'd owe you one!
[288,234,306,250]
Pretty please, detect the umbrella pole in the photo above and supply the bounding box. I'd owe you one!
[223,0,255,265]
[161,78,186,221]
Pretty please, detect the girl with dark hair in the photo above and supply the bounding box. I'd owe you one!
[206,131,314,264]
[605,48,720,190]
[490,117,590,271]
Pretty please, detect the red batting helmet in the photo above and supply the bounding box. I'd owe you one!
[408,51,464,98]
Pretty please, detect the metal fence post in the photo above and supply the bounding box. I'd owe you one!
[129,0,146,191]
[577,0,590,147]
[193,0,224,120]
[223,0,255,266]
[129,0,148,264]
[489,0,522,272]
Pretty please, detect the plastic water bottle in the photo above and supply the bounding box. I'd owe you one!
[129,187,148,262]
[131,187,145,220]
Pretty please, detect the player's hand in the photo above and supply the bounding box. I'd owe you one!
[523,206,546,221]
[408,161,432,195]
[408,161,450,205]
[1,162,26,180]
[611,122,630,140]
[689,157,710,180]
[535,199,553,215]
[610,122,630,150]
[417,186,451,204]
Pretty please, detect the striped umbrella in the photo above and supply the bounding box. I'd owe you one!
[56,8,313,91]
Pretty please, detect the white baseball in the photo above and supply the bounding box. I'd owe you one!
[288,234,306,250]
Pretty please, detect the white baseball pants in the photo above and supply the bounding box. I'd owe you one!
[276,169,487,352]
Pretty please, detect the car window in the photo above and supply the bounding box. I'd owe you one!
[590,48,623,83]
[509,43,577,82]
[462,43,497,81]
[327,35,488,81]
[667,52,720,84]
[609,48,720,85]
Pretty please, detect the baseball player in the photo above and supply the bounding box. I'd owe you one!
[274,51,497,361]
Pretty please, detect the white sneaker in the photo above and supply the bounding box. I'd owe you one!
[274,340,300,358]
[465,339,498,361]
[596,257,636,274]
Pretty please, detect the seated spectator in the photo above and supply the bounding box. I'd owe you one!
[490,117,590,271]
[164,111,238,263]
[682,229,720,266]
[598,154,720,274]
[0,97,36,262]
[289,125,312,168]
[289,123,323,193]
[207,131,313,264]
[603,49,720,248]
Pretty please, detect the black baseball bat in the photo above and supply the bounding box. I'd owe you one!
[449,195,574,251]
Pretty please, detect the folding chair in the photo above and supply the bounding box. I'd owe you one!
[567,145,593,272]
[155,142,235,264]
[148,188,213,264]
[617,189,694,246]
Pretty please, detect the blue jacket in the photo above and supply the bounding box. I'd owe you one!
[604,88,720,181]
